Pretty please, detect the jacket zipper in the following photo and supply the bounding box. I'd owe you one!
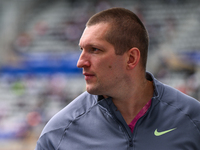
[116,118,133,147]
[107,99,134,148]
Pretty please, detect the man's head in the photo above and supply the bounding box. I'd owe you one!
[77,7,149,96]
[86,7,149,70]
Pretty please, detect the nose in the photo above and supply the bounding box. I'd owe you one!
[77,50,90,68]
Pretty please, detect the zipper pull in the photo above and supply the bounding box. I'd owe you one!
[129,139,133,147]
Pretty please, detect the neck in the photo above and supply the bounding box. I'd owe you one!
[111,74,154,124]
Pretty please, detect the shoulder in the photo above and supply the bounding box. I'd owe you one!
[42,91,97,135]
[154,78,200,132]
[36,91,98,149]
[148,72,200,117]
[150,72,200,107]
[161,81,200,109]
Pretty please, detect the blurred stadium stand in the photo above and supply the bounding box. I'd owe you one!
[0,0,199,149]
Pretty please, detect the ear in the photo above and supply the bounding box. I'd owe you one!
[126,47,140,70]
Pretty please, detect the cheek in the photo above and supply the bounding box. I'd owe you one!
[107,62,126,78]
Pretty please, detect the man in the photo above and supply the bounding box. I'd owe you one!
[35,8,200,150]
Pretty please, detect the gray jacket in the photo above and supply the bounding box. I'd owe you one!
[35,72,200,150]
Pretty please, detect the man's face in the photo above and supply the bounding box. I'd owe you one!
[77,23,128,96]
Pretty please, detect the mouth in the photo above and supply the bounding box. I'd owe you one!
[83,73,95,81]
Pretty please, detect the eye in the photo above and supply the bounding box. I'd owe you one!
[90,47,101,53]
[92,48,100,51]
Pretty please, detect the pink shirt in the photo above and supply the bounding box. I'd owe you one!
[128,99,152,133]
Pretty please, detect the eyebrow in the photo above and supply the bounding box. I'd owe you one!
[79,43,104,49]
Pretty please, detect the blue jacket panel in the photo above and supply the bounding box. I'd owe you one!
[35,72,200,150]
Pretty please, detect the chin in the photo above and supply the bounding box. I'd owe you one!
[86,89,99,95]
[86,86,103,95]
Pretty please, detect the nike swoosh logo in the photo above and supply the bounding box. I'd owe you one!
[154,128,176,136]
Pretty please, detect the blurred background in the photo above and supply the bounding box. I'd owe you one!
[0,0,199,149]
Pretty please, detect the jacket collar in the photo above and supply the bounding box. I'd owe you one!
[146,71,163,101]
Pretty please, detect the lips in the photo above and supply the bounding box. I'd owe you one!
[83,73,95,81]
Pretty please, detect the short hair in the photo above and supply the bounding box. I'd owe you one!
[86,7,149,70]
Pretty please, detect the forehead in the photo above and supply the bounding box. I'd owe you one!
[79,23,110,47]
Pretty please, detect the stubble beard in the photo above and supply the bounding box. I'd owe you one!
[85,80,109,96]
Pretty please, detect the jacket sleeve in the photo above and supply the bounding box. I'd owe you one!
[34,121,68,150]
[35,142,45,150]
[34,92,97,149]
